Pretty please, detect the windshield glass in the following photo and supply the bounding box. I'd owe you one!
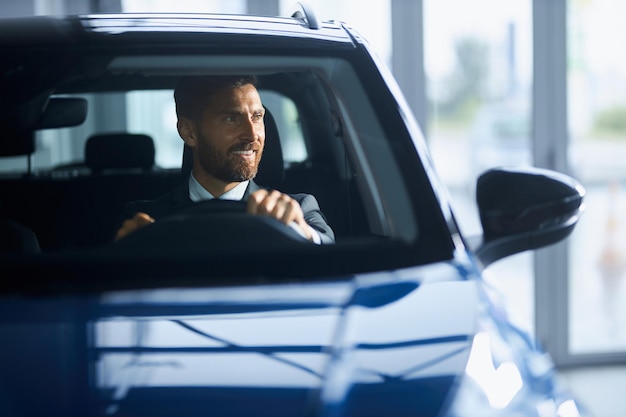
[0,48,454,286]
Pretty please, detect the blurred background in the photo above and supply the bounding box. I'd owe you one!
[3,0,625,415]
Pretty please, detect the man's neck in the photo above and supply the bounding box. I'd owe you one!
[192,169,240,198]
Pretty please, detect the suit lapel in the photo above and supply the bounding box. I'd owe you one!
[170,183,193,209]
[243,180,262,200]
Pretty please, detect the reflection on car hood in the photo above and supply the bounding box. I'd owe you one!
[91,261,476,416]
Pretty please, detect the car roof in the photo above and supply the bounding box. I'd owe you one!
[84,13,353,40]
[0,13,357,47]
[0,12,363,103]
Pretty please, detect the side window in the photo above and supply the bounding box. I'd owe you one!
[126,90,182,168]
[260,91,307,164]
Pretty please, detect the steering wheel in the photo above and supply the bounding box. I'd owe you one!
[168,199,248,216]
[113,199,310,253]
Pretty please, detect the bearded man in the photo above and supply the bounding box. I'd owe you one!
[115,75,334,244]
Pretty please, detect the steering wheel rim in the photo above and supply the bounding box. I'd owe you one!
[114,198,310,252]
[165,199,248,218]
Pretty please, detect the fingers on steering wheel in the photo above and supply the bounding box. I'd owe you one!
[262,191,287,221]
[262,190,282,217]
[276,197,300,224]
[247,189,267,215]
[248,190,301,225]
[115,212,154,241]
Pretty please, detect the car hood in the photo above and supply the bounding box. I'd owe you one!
[86,261,477,417]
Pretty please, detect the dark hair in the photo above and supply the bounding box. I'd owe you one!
[174,75,258,120]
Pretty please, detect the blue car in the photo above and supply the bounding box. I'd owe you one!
[0,6,586,417]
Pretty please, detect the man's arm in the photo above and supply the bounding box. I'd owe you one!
[297,194,335,244]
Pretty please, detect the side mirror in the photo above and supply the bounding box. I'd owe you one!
[469,167,585,267]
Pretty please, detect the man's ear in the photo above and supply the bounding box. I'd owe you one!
[177,117,198,147]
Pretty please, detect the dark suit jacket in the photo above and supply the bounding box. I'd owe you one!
[123,180,335,244]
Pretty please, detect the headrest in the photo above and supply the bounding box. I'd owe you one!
[85,133,155,173]
[256,108,285,187]
[181,107,285,188]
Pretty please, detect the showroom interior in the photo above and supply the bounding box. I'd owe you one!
[3,0,625,415]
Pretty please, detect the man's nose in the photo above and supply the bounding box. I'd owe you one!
[241,118,261,141]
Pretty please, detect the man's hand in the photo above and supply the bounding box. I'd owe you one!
[115,212,155,241]
[247,189,315,241]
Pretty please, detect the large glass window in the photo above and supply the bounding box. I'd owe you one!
[568,0,626,355]
[424,0,534,332]
[122,0,245,13]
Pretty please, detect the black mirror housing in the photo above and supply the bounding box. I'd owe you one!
[37,97,87,129]
[0,97,87,156]
[472,167,585,267]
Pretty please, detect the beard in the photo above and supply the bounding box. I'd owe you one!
[196,135,263,183]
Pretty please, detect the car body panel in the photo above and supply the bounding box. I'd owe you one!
[0,254,579,416]
[0,259,476,416]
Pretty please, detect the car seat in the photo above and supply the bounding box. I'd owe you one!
[85,132,156,174]
[62,132,175,248]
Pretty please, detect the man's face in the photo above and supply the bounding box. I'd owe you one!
[192,83,265,183]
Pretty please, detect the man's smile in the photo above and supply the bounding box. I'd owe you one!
[231,149,257,161]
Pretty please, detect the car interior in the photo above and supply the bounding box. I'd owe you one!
[0,46,465,288]
[0,67,441,283]
[1,73,368,245]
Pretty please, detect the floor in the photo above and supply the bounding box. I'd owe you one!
[559,365,626,417]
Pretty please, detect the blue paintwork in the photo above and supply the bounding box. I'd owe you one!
[0,248,582,416]
[91,260,474,416]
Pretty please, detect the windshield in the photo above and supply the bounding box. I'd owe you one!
[0,49,455,288]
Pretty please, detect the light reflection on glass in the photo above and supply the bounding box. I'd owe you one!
[557,399,582,417]
[464,332,523,409]
[536,399,558,417]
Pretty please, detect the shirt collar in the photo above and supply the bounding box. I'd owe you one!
[188,173,249,202]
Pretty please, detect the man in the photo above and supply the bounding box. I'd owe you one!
[115,75,334,244]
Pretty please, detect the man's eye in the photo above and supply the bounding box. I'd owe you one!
[225,116,237,123]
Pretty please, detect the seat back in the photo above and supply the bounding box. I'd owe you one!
[85,132,155,174]
[181,108,284,189]
[69,132,175,247]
